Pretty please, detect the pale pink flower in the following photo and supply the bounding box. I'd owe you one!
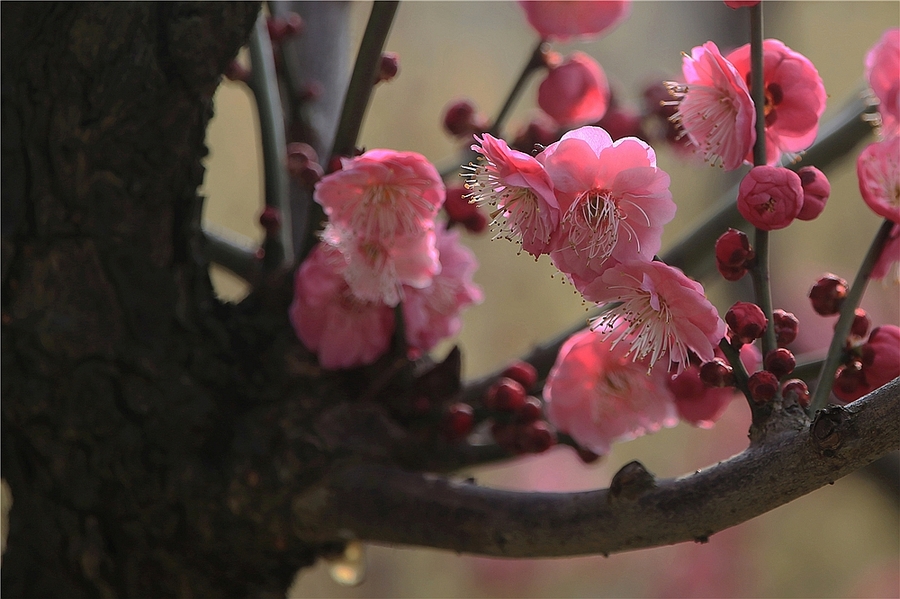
[543,327,678,455]
[467,133,560,256]
[538,126,675,290]
[857,136,900,223]
[584,260,727,371]
[538,52,610,127]
[737,165,803,230]
[667,41,756,170]
[403,228,483,354]
[321,224,440,307]
[289,244,395,370]
[871,223,900,282]
[865,29,900,136]
[518,0,630,42]
[727,39,827,165]
[314,149,444,241]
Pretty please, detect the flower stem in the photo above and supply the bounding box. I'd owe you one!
[809,218,896,412]
[490,41,547,138]
[330,1,399,159]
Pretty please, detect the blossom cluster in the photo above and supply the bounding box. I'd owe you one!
[290,149,482,369]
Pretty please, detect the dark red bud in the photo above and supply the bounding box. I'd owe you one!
[485,377,527,412]
[849,308,870,338]
[833,362,868,403]
[764,348,796,380]
[699,358,734,388]
[376,52,399,84]
[781,379,810,408]
[715,228,753,267]
[748,370,779,404]
[796,166,830,221]
[773,309,799,347]
[259,206,282,235]
[224,60,251,82]
[515,396,544,424]
[726,301,768,345]
[809,274,848,316]
[521,421,556,454]
[441,403,474,441]
[576,447,602,464]
[501,361,538,390]
[442,99,487,138]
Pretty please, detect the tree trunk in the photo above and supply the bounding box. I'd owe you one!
[0,3,341,596]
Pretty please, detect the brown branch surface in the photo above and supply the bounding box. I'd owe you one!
[304,378,899,557]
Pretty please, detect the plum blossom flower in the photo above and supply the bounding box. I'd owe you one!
[314,149,444,241]
[865,28,900,136]
[857,136,900,223]
[538,127,675,290]
[737,165,803,230]
[726,39,827,165]
[538,52,610,127]
[543,326,678,455]
[289,244,395,370]
[403,228,483,355]
[518,0,631,42]
[467,133,560,256]
[666,41,756,170]
[584,260,727,372]
[321,224,440,307]
[871,223,900,282]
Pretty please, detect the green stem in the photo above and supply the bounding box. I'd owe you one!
[809,219,896,412]
[489,41,547,139]
[330,1,399,159]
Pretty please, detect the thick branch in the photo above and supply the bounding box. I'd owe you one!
[304,378,899,557]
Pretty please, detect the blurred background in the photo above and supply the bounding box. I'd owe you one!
[200,2,899,597]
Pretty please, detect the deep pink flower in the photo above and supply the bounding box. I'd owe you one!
[584,260,727,371]
[727,40,827,165]
[865,29,900,136]
[402,228,483,355]
[796,166,831,221]
[668,41,756,170]
[857,136,900,223]
[737,165,803,230]
[289,244,395,370]
[518,0,630,42]
[862,325,900,390]
[669,343,759,428]
[723,0,759,8]
[543,327,677,455]
[538,52,610,127]
[314,149,444,241]
[321,224,440,307]
[467,133,560,257]
[871,223,900,282]
[538,127,675,290]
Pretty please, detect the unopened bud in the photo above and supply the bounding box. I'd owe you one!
[773,309,799,347]
[442,99,487,138]
[485,377,527,413]
[699,358,734,388]
[796,166,830,221]
[259,206,282,235]
[781,379,810,408]
[809,274,848,316]
[501,361,538,390]
[833,362,868,403]
[442,403,474,441]
[764,348,796,380]
[726,301,768,345]
[748,370,779,404]
[376,52,399,84]
[849,308,870,338]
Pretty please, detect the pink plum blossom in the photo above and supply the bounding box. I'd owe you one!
[871,223,900,282]
[668,41,756,170]
[737,165,803,230]
[584,260,727,372]
[537,127,675,290]
[863,325,900,390]
[314,149,444,241]
[321,224,440,307]
[467,133,560,256]
[857,136,900,223]
[289,244,395,370]
[403,228,483,355]
[518,0,630,42]
[538,52,610,128]
[727,39,827,165]
[865,28,900,136]
[543,327,678,455]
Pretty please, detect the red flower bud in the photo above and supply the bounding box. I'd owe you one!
[748,370,779,404]
[861,325,900,389]
[737,166,803,231]
[501,361,539,390]
[726,301,768,344]
[764,348,796,380]
[809,274,848,316]
[796,166,830,221]
[444,187,488,234]
[773,309,799,347]
[376,52,399,84]
[849,308,871,339]
[485,377,527,413]
[724,0,760,7]
[715,228,754,267]
[699,358,734,388]
[520,420,557,454]
[833,362,868,403]
[259,206,281,235]
[515,396,544,424]
[441,403,474,441]
[442,99,487,138]
[781,379,810,408]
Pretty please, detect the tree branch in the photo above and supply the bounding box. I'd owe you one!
[304,378,899,557]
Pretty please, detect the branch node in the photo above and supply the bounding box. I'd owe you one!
[810,404,853,456]
[608,460,657,503]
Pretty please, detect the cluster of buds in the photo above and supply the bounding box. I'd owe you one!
[484,362,558,455]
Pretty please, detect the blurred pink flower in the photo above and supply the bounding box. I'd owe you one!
[865,28,900,136]
[321,224,440,307]
[669,344,760,428]
[403,228,483,355]
[518,0,630,42]
[857,136,900,223]
[737,165,803,230]
[585,260,726,371]
[871,223,900,282]
[727,39,827,165]
[538,52,610,127]
[289,244,395,370]
[314,149,444,241]
[538,127,675,290]
[468,133,560,257]
[863,325,900,389]
[668,41,755,170]
[544,327,677,455]
[723,0,759,7]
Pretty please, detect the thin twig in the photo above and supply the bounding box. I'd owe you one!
[203,227,262,282]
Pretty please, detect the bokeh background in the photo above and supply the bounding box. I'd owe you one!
[200,2,900,597]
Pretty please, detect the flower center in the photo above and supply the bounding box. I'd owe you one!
[564,190,621,261]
